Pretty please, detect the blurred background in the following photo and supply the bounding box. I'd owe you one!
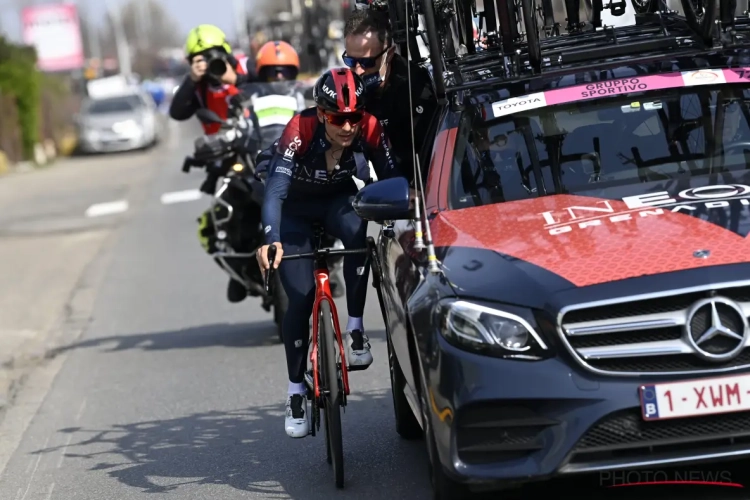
[0,0,349,169]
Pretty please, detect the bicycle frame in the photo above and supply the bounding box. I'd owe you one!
[264,232,383,401]
[310,255,351,399]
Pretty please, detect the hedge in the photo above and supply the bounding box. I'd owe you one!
[0,36,40,160]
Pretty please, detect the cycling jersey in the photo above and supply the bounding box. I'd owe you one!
[260,107,400,244]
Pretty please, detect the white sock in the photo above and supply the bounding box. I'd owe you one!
[346,316,364,332]
[288,381,306,395]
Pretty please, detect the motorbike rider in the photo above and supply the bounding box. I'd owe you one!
[255,68,404,438]
[343,6,437,184]
[245,40,307,151]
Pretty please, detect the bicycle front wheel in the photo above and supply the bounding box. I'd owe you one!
[522,0,542,72]
[319,300,344,488]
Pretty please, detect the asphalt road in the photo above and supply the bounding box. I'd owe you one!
[0,119,749,499]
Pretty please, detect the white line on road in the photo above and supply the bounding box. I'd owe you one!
[85,200,129,218]
[160,189,203,204]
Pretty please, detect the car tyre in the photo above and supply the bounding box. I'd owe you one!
[387,336,423,440]
[417,369,472,499]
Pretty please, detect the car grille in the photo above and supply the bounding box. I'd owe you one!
[455,403,556,465]
[566,408,750,465]
[558,285,750,375]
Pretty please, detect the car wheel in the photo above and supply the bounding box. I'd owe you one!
[418,371,471,499]
[387,336,422,440]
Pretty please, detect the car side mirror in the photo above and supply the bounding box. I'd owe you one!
[352,177,412,222]
[196,108,225,125]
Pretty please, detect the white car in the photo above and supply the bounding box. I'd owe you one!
[75,89,160,154]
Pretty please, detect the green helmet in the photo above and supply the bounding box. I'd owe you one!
[184,24,232,58]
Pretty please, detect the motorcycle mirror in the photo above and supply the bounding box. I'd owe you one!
[196,108,225,125]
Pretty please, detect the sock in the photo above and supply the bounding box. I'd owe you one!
[346,316,364,332]
[288,381,306,395]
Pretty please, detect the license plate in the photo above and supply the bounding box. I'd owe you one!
[640,373,750,421]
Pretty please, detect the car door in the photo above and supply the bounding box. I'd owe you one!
[377,105,452,397]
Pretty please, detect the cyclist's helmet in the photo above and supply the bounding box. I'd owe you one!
[256,41,300,81]
[184,24,231,59]
[313,68,366,114]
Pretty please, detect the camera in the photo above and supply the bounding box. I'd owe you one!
[204,48,229,78]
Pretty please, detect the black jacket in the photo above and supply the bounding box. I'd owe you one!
[364,53,437,185]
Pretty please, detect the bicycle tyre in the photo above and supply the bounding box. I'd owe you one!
[631,0,657,14]
[319,300,344,488]
[522,0,542,72]
[497,0,519,54]
[680,0,717,40]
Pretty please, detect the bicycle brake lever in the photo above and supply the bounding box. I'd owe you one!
[264,244,277,294]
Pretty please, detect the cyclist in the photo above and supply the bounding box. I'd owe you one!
[169,24,257,135]
[247,41,348,300]
[255,68,403,438]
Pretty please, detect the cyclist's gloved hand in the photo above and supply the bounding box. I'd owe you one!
[257,243,283,270]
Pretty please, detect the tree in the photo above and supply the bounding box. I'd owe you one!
[101,0,181,77]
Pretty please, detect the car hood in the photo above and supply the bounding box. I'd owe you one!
[82,111,142,129]
[431,190,750,297]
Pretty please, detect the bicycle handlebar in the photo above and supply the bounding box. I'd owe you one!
[262,244,370,294]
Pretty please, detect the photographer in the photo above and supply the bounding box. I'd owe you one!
[169,24,258,135]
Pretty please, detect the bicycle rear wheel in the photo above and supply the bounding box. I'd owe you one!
[522,0,542,72]
[680,0,717,40]
[319,300,344,488]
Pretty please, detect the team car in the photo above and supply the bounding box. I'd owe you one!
[351,0,750,498]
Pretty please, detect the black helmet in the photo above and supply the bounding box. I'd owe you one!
[313,68,366,113]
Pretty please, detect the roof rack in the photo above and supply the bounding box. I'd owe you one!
[380,0,750,101]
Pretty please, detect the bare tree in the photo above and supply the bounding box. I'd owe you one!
[101,0,180,76]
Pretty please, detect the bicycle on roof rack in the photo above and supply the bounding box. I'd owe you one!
[379,0,746,96]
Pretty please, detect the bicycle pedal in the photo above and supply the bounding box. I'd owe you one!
[347,363,370,372]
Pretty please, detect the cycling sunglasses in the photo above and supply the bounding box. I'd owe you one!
[342,46,390,69]
[323,111,364,127]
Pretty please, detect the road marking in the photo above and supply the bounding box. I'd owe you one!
[160,189,203,204]
[85,200,128,217]
[56,435,72,468]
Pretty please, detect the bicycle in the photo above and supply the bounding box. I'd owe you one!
[262,223,383,489]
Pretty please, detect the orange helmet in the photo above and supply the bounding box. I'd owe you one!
[256,41,300,73]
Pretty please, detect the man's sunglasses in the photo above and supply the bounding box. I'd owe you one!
[323,112,364,127]
[342,46,389,69]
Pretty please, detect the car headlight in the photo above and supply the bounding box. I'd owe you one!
[436,300,549,360]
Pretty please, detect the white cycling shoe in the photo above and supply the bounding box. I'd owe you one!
[285,394,309,438]
[347,329,373,370]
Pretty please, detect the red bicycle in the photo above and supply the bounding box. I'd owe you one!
[264,223,382,488]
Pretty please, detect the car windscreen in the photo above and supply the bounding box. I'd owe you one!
[84,95,143,114]
[450,84,750,209]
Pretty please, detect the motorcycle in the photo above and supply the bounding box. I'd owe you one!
[183,98,289,342]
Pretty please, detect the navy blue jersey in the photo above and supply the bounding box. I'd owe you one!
[260,107,401,244]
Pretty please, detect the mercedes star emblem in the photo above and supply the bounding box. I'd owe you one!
[685,297,748,362]
[693,249,710,258]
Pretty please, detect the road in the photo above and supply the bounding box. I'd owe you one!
[0,119,748,499]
